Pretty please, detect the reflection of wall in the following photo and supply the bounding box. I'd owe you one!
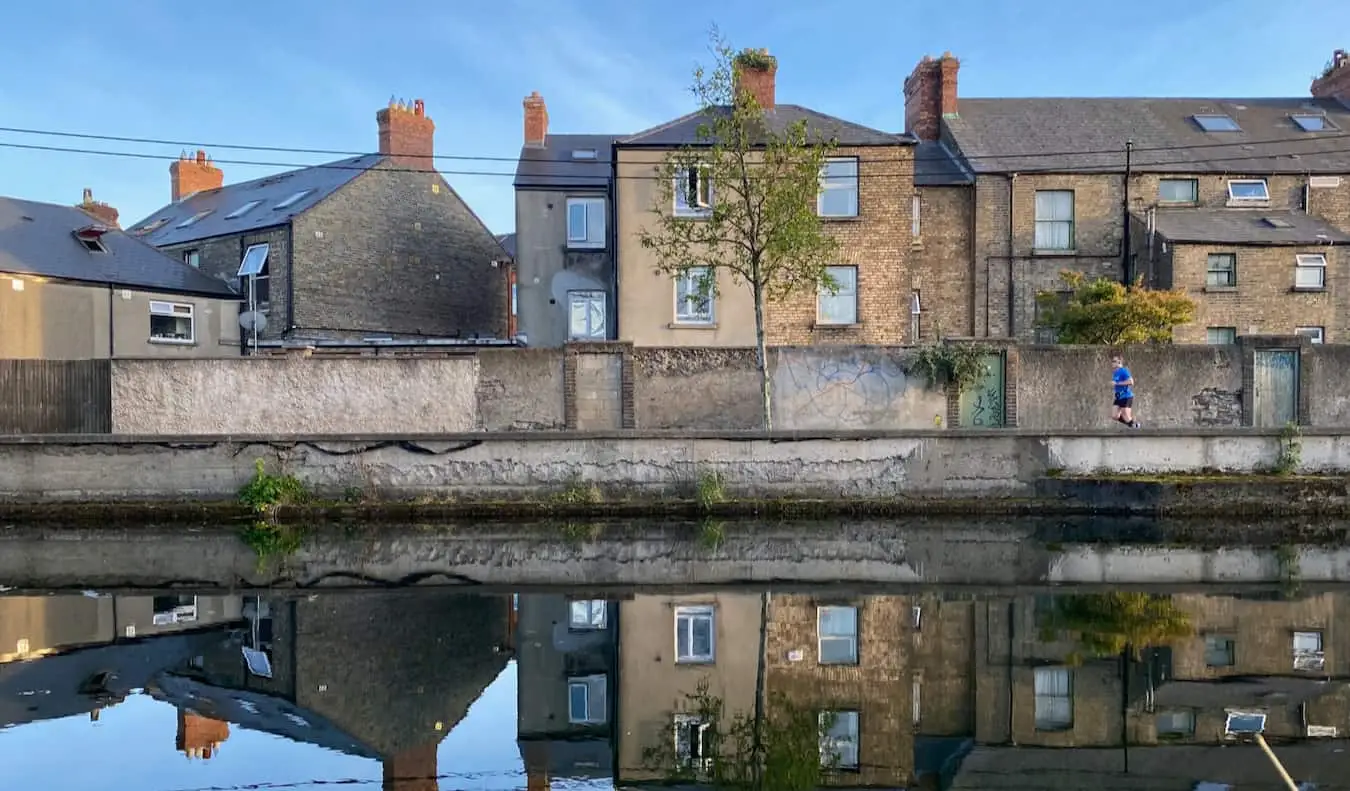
[516,593,616,739]
[0,594,243,662]
[911,595,975,737]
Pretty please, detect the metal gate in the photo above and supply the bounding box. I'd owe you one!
[1252,349,1299,427]
[958,353,1006,427]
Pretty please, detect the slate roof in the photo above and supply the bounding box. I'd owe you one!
[1152,208,1350,245]
[0,196,239,298]
[514,133,620,190]
[946,97,1350,174]
[620,104,912,148]
[495,232,516,259]
[129,154,381,246]
[914,140,973,186]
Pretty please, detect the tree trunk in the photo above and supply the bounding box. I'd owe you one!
[752,281,772,430]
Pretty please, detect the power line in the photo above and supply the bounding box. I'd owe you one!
[2,138,1348,184]
[2,123,1349,168]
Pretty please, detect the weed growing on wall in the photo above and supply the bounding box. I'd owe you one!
[907,343,990,391]
[552,477,604,505]
[238,459,310,513]
[696,469,727,512]
[1272,422,1303,476]
[240,521,306,574]
[697,518,727,552]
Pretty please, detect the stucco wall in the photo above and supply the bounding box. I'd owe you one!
[633,347,761,429]
[773,346,946,430]
[111,357,479,434]
[476,348,565,431]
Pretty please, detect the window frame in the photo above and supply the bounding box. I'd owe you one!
[148,300,196,345]
[176,210,212,228]
[1291,114,1336,132]
[569,599,608,630]
[1158,178,1199,204]
[674,605,715,664]
[1204,634,1236,667]
[182,249,201,268]
[567,674,607,724]
[224,200,263,220]
[1206,327,1237,345]
[674,166,713,217]
[1227,179,1270,203]
[911,194,921,237]
[567,289,607,340]
[673,713,712,769]
[565,196,606,249]
[818,710,860,770]
[817,156,860,218]
[1295,253,1327,289]
[274,189,314,210]
[1033,190,1076,251]
[1293,630,1324,653]
[674,266,715,325]
[817,265,859,325]
[1156,710,1196,736]
[1033,666,1073,731]
[1296,326,1325,344]
[1205,252,1237,288]
[817,605,859,665]
[1193,114,1241,132]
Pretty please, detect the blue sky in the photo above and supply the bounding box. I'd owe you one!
[1,0,1346,236]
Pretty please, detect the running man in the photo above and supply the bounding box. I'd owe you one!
[1111,353,1141,428]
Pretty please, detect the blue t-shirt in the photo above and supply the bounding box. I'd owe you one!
[1113,366,1134,400]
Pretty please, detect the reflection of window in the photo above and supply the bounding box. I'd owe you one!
[149,301,195,344]
[817,606,859,665]
[675,605,715,663]
[1033,666,1073,730]
[152,594,198,625]
[567,675,607,724]
[1204,635,1235,667]
[674,714,711,769]
[566,196,606,248]
[818,711,860,769]
[567,290,606,340]
[569,600,607,630]
[1157,710,1195,735]
[675,267,714,324]
[1225,711,1266,735]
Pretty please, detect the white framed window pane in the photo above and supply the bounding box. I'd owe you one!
[1035,191,1073,221]
[818,266,857,324]
[818,158,859,217]
[1296,327,1325,343]
[1295,265,1325,288]
[1229,180,1269,200]
[1159,179,1198,202]
[586,199,605,243]
[912,194,921,236]
[675,607,715,662]
[1033,666,1072,729]
[570,600,607,629]
[568,291,606,339]
[567,201,587,241]
[1206,254,1236,287]
[675,168,712,212]
[1294,631,1323,652]
[1204,635,1235,666]
[676,267,713,322]
[817,603,859,664]
[818,711,860,769]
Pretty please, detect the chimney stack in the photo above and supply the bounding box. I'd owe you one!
[169,150,224,202]
[733,48,777,109]
[76,188,120,228]
[383,743,440,791]
[523,92,549,148]
[904,52,960,141]
[176,711,230,760]
[1312,49,1350,102]
[377,98,436,168]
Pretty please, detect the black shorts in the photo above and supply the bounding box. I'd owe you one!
[1113,396,1134,409]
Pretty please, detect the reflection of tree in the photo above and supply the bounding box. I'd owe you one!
[1039,593,1194,665]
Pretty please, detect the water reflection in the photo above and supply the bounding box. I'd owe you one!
[3,587,1349,789]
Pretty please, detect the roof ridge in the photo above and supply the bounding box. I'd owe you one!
[620,108,711,144]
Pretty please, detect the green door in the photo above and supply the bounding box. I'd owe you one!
[958,354,1006,427]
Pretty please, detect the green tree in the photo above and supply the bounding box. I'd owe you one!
[1035,271,1195,344]
[1039,592,1194,665]
[638,31,840,429]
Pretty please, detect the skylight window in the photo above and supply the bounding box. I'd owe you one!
[73,226,108,253]
[225,200,263,220]
[1193,114,1241,132]
[273,189,314,210]
[1263,217,1295,228]
[1292,114,1334,132]
[135,218,170,235]
[571,149,598,160]
[176,210,213,228]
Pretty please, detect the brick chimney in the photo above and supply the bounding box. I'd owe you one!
[377,98,436,168]
[1312,49,1350,101]
[169,150,224,202]
[733,48,777,109]
[76,188,120,228]
[523,91,548,148]
[383,743,439,791]
[176,711,230,760]
[904,52,960,141]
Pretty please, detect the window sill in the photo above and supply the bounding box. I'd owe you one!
[813,322,862,330]
[1291,286,1327,293]
[669,321,718,330]
[911,240,924,251]
[1203,286,1238,293]
[819,214,862,222]
[673,211,712,220]
[1159,200,1199,208]
[565,242,606,251]
[1032,249,1078,257]
[674,658,715,666]
[1226,200,1270,208]
[148,338,197,346]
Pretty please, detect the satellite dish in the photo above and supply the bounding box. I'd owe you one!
[239,311,268,332]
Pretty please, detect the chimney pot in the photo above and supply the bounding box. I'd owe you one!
[82,187,93,203]
[378,97,436,166]
[170,149,224,201]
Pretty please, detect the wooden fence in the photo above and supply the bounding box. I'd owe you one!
[0,360,111,433]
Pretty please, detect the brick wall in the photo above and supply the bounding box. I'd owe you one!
[159,225,289,342]
[912,186,974,338]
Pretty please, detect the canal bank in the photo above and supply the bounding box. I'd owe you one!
[0,428,1347,518]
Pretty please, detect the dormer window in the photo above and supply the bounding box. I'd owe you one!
[176,210,213,228]
[73,225,109,253]
[1292,114,1335,132]
[225,200,263,220]
[571,149,598,160]
[1193,114,1241,132]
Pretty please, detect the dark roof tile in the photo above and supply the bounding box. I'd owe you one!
[1152,208,1350,245]
[915,140,973,185]
[620,104,911,147]
[514,134,619,190]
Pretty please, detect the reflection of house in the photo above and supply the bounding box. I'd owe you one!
[514,594,619,788]
[178,710,230,760]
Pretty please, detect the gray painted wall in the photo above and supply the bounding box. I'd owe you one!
[514,189,613,347]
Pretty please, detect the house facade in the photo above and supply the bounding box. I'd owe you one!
[129,100,510,347]
[0,196,242,359]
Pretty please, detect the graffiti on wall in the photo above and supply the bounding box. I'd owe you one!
[771,348,946,430]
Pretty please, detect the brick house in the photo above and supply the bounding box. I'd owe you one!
[905,48,1350,342]
[128,99,511,348]
[614,50,970,347]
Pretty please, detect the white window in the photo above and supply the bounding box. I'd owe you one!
[1159,178,1199,203]
[1194,114,1241,132]
[817,265,858,325]
[182,249,200,268]
[817,606,858,665]
[567,675,607,724]
[149,301,195,344]
[1228,179,1270,202]
[569,600,607,630]
[151,594,198,625]
[674,167,713,216]
[1206,327,1237,345]
[567,290,606,340]
[911,194,921,237]
[675,266,714,324]
[818,711,860,770]
[273,189,314,210]
[1156,710,1196,735]
[1206,253,1237,288]
[1034,190,1075,250]
[1204,635,1235,667]
[1294,631,1323,652]
[225,200,263,220]
[1297,326,1325,343]
[674,714,711,769]
[818,157,859,218]
[566,196,606,248]
[1296,254,1327,288]
[674,605,715,663]
[1033,666,1072,730]
[238,243,271,309]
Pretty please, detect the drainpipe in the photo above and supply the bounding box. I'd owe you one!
[286,223,296,338]
[1122,140,1133,284]
[1006,174,1017,338]
[608,139,619,341]
[107,284,115,359]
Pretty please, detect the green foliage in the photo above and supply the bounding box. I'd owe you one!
[1272,422,1303,476]
[696,469,727,511]
[732,47,777,71]
[1035,271,1195,344]
[697,518,726,552]
[639,28,840,430]
[240,521,305,574]
[238,459,309,513]
[907,343,992,391]
[558,521,604,543]
[552,477,603,505]
[1039,592,1194,664]
[640,681,833,791]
